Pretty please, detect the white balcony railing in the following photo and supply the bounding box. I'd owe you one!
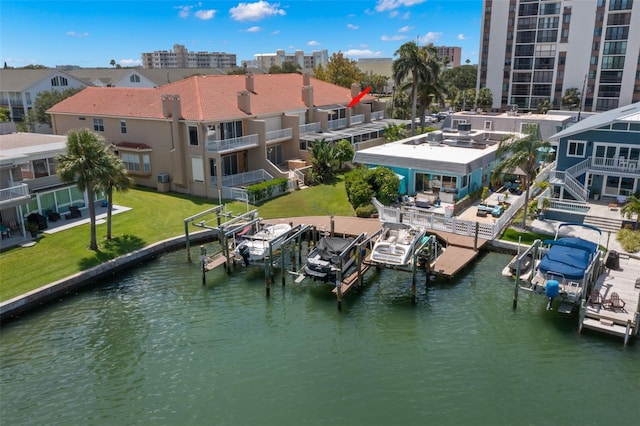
[266,127,292,142]
[206,134,259,152]
[219,169,273,188]
[590,156,639,174]
[328,118,347,130]
[299,122,321,134]
[0,183,29,203]
[371,110,384,120]
[351,114,365,125]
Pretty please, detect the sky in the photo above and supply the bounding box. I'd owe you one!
[0,0,483,69]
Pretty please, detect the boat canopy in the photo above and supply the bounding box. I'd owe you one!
[538,237,598,280]
[314,237,355,261]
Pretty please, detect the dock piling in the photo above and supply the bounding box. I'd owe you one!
[200,245,207,286]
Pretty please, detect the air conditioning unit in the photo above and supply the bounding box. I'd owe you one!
[157,173,170,183]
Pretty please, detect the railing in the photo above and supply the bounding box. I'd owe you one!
[328,118,347,130]
[266,128,292,142]
[293,167,309,186]
[565,157,591,178]
[206,134,259,152]
[351,114,365,125]
[0,183,29,202]
[371,110,384,120]
[222,186,248,202]
[591,156,639,174]
[548,199,590,213]
[552,170,588,201]
[299,122,321,134]
[221,169,273,187]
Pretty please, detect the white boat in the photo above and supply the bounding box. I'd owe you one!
[370,222,426,266]
[235,223,292,264]
[303,235,361,282]
[501,252,536,280]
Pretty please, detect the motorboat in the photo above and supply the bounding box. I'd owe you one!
[303,235,361,282]
[235,223,292,264]
[502,252,535,280]
[370,222,426,266]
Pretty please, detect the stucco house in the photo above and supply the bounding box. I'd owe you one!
[47,73,389,201]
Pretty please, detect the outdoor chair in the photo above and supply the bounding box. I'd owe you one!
[0,223,9,239]
[65,206,81,220]
[604,292,626,311]
[588,289,602,307]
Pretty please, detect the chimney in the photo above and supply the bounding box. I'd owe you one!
[161,94,181,119]
[238,90,251,114]
[351,83,361,99]
[246,72,254,92]
[303,73,311,86]
[302,86,314,108]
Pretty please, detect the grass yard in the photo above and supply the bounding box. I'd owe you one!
[0,176,354,302]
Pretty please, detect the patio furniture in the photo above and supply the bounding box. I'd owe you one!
[491,205,504,217]
[65,206,81,220]
[588,289,602,307]
[0,224,9,239]
[603,292,626,311]
[45,210,61,222]
[608,202,618,211]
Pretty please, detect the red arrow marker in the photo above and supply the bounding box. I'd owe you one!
[347,86,371,108]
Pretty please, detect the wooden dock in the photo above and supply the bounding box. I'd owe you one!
[332,259,374,296]
[427,230,489,279]
[581,253,640,345]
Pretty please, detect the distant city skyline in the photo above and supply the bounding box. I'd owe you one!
[0,0,482,68]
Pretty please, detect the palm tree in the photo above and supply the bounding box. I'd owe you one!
[410,44,445,132]
[57,129,112,250]
[101,153,134,239]
[491,124,551,229]
[309,138,338,184]
[620,195,640,229]
[393,41,428,136]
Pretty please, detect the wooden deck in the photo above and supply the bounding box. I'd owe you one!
[582,254,640,343]
[332,259,373,296]
[427,230,489,279]
[263,216,381,237]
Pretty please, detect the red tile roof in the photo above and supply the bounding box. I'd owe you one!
[48,74,375,122]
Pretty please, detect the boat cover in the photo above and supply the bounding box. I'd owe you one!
[538,237,598,280]
[314,237,355,261]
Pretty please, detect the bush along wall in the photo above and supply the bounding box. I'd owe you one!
[247,178,289,205]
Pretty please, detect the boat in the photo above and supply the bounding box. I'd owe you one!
[370,222,426,266]
[523,223,603,312]
[303,235,362,282]
[501,252,535,280]
[235,223,292,264]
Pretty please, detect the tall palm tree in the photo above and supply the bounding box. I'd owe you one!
[491,124,551,229]
[57,129,112,250]
[393,41,428,136]
[620,195,640,229]
[101,153,134,239]
[413,44,445,132]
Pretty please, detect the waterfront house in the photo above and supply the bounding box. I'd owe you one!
[47,73,389,202]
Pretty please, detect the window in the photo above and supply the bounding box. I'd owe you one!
[567,140,586,158]
[120,120,127,134]
[538,17,559,29]
[220,120,243,140]
[601,56,625,69]
[51,76,68,87]
[603,41,627,54]
[188,125,199,146]
[191,157,204,183]
[609,0,633,11]
[600,71,623,83]
[540,2,560,15]
[607,12,631,25]
[537,29,558,42]
[484,121,492,130]
[222,153,239,175]
[143,154,150,172]
[534,57,554,69]
[121,153,151,173]
[605,26,629,40]
[93,118,104,132]
[130,74,141,83]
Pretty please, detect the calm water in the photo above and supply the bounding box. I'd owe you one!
[1,250,638,426]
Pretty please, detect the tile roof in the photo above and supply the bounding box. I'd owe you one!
[48,74,372,122]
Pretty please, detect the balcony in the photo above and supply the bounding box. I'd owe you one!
[299,122,321,134]
[590,157,639,174]
[328,118,347,130]
[206,134,259,153]
[0,183,31,208]
[266,128,293,144]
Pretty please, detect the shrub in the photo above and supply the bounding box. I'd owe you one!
[246,178,288,204]
[355,204,377,218]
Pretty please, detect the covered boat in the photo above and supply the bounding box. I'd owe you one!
[235,223,292,264]
[303,236,359,282]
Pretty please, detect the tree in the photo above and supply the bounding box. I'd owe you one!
[101,153,134,239]
[27,87,83,126]
[268,65,283,74]
[110,59,116,67]
[313,51,364,88]
[441,64,477,97]
[362,73,390,95]
[308,138,338,184]
[281,62,302,73]
[383,122,407,142]
[57,129,112,250]
[476,87,493,110]
[536,99,551,114]
[411,44,445,132]
[491,124,551,229]
[393,41,428,136]
[0,107,11,122]
[334,139,354,170]
[344,166,400,209]
[562,87,581,111]
[620,195,640,229]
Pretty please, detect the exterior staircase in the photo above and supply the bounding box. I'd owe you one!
[583,214,622,234]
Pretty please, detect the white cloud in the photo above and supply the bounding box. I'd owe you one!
[375,0,426,13]
[419,31,442,43]
[246,26,261,32]
[381,34,407,42]
[389,11,398,18]
[119,59,142,67]
[195,9,216,20]
[401,12,410,19]
[347,24,359,30]
[271,29,280,35]
[344,49,383,58]
[398,25,413,33]
[308,40,320,46]
[230,1,286,22]
[176,5,192,18]
[457,33,468,40]
[66,31,89,37]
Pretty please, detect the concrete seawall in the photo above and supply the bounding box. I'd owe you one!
[0,230,217,323]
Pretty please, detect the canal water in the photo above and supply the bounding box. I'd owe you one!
[1,251,638,425]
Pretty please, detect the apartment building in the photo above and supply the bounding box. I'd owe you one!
[253,49,329,71]
[47,73,389,202]
[436,46,462,69]
[142,44,237,69]
[478,0,640,112]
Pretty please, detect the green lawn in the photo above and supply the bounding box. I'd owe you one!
[0,176,354,302]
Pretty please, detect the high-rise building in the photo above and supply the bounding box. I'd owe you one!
[436,46,462,69]
[142,44,237,69]
[478,0,640,112]
[253,49,328,71]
